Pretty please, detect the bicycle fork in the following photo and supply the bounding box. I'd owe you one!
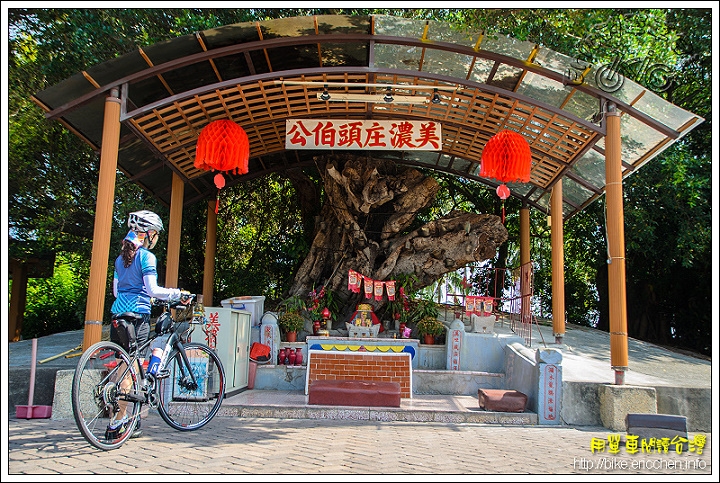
[144,334,200,405]
[173,339,200,392]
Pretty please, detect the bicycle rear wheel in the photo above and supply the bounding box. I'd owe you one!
[71,341,142,450]
[156,342,225,431]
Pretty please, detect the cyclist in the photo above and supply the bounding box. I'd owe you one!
[108,210,188,439]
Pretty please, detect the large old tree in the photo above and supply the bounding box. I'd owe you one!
[285,154,508,326]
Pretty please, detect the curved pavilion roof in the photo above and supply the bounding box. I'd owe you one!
[33,14,704,220]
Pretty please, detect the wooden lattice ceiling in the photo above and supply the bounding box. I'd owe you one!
[33,14,703,219]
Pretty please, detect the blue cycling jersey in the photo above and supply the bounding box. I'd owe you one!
[111,247,158,315]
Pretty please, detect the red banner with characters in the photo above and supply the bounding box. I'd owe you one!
[349,270,397,302]
[465,296,494,317]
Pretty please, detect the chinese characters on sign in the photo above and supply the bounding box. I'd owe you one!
[449,329,462,370]
[286,119,442,151]
[203,311,221,350]
[543,364,557,421]
[589,433,706,455]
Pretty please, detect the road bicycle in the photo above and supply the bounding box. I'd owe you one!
[71,294,226,450]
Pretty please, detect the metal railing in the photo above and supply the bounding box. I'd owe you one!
[446,262,544,347]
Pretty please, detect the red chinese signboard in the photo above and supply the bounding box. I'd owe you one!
[203,311,221,350]
[286,119,442,150]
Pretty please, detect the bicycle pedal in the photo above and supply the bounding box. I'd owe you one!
[155,370,171,379]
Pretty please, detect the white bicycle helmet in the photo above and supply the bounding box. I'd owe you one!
[127,210,164,233]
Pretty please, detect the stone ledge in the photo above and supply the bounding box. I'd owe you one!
[51,369,75,420]
[598,384,657,431]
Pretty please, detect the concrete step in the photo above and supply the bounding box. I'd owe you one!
[217,390,538,425]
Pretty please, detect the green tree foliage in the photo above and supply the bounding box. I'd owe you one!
[206,174,309,306]
[21,253,87,338]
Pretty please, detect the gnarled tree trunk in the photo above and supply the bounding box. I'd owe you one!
[288,154,508,326]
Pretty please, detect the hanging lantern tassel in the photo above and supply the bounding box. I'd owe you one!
[214,173,226,214]
[496,184,510,224]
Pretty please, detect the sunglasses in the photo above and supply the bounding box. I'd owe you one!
[147,230,159,247]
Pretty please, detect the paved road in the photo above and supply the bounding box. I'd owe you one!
[5,413,713,478]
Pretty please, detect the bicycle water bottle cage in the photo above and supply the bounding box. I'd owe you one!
[111,313,141,353]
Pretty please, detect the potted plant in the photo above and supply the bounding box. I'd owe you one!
[410,297,440,322]
[277,310,305,342]
[383,273,421,336]
[415,316,445,345]
[305,285,338,330]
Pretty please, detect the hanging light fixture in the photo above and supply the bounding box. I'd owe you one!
[383,86,394,103]
[320,84,331,101]
[431,88,441,104]
[315,92,429,104]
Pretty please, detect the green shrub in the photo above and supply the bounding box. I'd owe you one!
[21,254,86,339]
[415,316,445,336]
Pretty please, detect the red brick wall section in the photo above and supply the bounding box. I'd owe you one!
[306,350,412,398]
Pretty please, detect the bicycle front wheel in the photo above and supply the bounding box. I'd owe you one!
[156,342,225,431]
[71,341,142,450]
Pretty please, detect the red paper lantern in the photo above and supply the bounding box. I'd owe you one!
[214,173,226,189]
[321,307,331,319]
[194,120,250,175]
[481,130,531,223]
[480,130,531,184]
[496,184,511,200]
[195,120,249,214]
[481,129,531,203]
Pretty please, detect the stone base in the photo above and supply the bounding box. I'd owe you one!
[478,389,528,412]
[51,369,74,420]
[308,380,401,407]
[626,413,688,447]
[598,384,657,431]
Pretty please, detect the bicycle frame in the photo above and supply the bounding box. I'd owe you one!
[110,299,200,408]
[73,294,225,450]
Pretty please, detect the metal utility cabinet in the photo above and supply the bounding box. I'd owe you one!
[202,307,252,396]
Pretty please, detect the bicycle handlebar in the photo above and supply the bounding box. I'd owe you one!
[151,293,196,309]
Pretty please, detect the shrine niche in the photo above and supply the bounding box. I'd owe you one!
[346,303,381,337]
[286,153,508,326]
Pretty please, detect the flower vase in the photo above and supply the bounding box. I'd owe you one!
[295,347,303,366]
[313,321,321,336]
[288,350,296,366]
[283,349,290,365]
[278,348,286,365]
[399,322,406,338]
